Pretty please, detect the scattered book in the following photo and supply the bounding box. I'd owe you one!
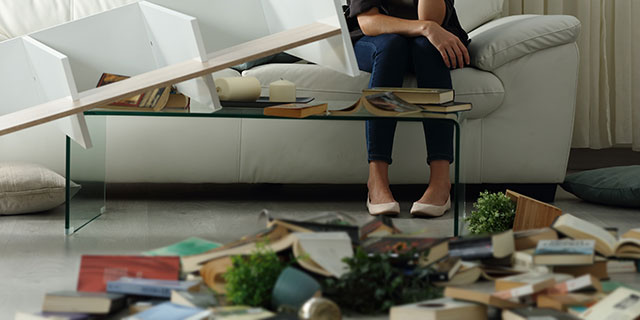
[291,231,353,277]
[209,306,275,320]
[122,302,210,320]
[170,288,218,309]
[106,277,200,298]
[495,273,572,292]
[533,239,595,266]
[429,257,462,282]
[502,307,581,320]
[389,297,487,320]
[419,101,473,113]
[512,249,551,274]
[449,229,515,261]
[359,216,401,241]
[180,224,294,273]
[536,293,603,312]
[433,262,482,287]
[554,256,609,280]
[514,227,558,251]
[14,312,90,320]
[41,291,125,314]
[199,256,234,294]
[76,255,181,292]
[547,274,602,295]
[262,102,328,118]
[552,213,640,258]
[142,237,222,257]
[362,235,449,266]
[493,276,556,300]
[581,287,640,320]
[607,259,638,274]
[268,218,360,245]
[444,286,524,309]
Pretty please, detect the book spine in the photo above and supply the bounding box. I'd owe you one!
[106,281,172,298]
[449,239,493,260]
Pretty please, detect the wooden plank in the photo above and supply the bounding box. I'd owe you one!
[507,189,563,231]
[0,22,341,137]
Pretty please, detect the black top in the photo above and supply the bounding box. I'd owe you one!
[345,0,469,45]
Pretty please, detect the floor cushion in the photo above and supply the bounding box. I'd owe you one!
[0,162,78,215]
[561,166,640,208]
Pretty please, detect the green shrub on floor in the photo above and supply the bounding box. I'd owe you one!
[223,243,286,308]
[465,190,516,234]
[323,248,442,314]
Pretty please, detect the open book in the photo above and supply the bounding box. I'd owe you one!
[330,89,471,118]
[552,213,640,258]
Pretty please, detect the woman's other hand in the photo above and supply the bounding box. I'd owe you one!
[422,21,469,69]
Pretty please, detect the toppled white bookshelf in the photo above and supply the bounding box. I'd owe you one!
[0,0,358,147]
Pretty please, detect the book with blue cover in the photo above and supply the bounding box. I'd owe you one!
[533,239,595,266]
[106,277,200,298]
[142,237,221,256]
[122,302,210,320]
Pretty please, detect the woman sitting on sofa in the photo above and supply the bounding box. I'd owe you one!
[346,0,470,216]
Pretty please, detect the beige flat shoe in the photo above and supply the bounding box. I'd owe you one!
[410,196,451,217]
[366,196,400,216]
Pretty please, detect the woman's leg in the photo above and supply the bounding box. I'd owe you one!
[411,36,454,205]
[354,34,410,204]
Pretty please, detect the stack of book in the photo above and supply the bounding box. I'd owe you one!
[95,73,190,112]
[329,87,472,118]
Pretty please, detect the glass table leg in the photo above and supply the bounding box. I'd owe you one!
[65,115,107,235]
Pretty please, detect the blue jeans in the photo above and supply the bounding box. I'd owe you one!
[354,34,454,165]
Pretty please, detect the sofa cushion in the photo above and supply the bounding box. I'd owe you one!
[72,0,138,19]
[455,0,504,32]
[0,0,71,39]
[469,15,581,71]
[243,63,504,119]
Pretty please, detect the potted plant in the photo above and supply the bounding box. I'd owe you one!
[465,190,516,235]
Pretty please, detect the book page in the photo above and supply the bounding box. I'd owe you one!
[294,232,353,278]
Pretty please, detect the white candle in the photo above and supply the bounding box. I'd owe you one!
[269,79,296,102]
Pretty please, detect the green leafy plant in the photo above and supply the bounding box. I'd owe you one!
[465,190,516,234]
[323,248,442,314]
[223,243,286,308]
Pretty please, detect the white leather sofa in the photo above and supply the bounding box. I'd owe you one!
[0,0,580,186]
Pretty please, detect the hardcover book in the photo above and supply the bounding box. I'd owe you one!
[76,255,180,292]
[142,237,221,256]
[362,235,449,266]
[503,307,581,320]
[389,297,487,320]
[444,286,524,309]
[122,302,210,320]
[106,277,200,298]
[581,287,640,320]
[41,291,125,314]
[448,229,514,261]
[533,239,595,265]
[262,102,327,118]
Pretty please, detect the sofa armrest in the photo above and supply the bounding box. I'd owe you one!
[468,15,581,71]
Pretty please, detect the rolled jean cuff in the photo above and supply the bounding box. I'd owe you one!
[427,153,454,165]
[368,154,393,165]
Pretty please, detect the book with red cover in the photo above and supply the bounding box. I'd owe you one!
[77,255,180,292]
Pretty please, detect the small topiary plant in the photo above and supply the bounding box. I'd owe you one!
[223,243,286,308]
[465,190,516,235]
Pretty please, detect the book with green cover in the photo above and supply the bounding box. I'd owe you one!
[143,237,221,257]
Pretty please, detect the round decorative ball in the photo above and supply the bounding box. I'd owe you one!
[298,297,342,320]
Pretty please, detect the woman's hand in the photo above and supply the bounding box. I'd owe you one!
[422,21,470,69]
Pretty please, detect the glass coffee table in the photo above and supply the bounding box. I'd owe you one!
[65,106,467,236]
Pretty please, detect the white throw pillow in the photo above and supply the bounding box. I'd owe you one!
[0,162,76,215]
[455,0,504,32]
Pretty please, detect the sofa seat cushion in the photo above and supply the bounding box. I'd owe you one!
[243,63,504,119]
